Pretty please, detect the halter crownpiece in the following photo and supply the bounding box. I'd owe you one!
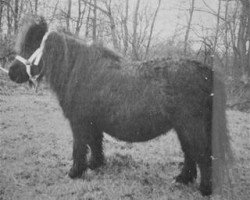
[15,31,51,82]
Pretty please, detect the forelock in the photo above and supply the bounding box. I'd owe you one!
[15,15,47,54]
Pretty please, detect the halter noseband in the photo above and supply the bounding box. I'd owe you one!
[15,31,51,85]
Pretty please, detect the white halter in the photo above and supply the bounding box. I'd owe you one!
[15,31,51,82]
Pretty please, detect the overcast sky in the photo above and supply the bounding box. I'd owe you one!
[153,0,219,39]
[42,0,221,45]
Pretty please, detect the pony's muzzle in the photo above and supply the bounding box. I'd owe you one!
[8,64,29,83]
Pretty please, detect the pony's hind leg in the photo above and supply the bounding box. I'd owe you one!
[174,128,197,184]
[174,116,212,196]
[198,157,212,196]
[175,153,197,184]
[68,121,89,179]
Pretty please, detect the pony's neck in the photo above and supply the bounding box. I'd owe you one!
[42,32,92,98]
[42,32,119,96]
[43,32,74,93]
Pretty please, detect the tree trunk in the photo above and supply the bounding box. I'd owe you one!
[85,0,92,37]
[75,0,87,35]
[108,13,119,50]
[14,0,19,34]
[49,0,60,24]
[211,0,222,67]
[184,0,195,56]
[82,0,119,49]
[132,0,141,61]
[0,0,3,33]
[238,0,250,83]
[145,0,162,58]
[34,0,38,14]
[224,0,230,76]
[243,0,250,83]
[7,5,12,35]
[92,0,97,41]
[66,0,72,31]
[122,0,129,55]
[102,0,119,50]
[229,0,241,76]
[75,0,82,35]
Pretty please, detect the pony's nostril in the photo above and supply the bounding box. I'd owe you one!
[9,73,18,82]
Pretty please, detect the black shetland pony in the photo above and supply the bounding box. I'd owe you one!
[8,16,232,196]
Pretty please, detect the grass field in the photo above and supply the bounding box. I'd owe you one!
[0,77,250,200]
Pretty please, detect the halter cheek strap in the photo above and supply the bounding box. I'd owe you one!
[15,31,51,84]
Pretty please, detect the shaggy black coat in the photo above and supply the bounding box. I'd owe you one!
[8,16,232,196]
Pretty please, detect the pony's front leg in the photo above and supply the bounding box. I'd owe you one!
[88,131,104,170]
[68,122,88,179]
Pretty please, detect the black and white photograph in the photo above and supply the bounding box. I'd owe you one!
[0,0,249,199]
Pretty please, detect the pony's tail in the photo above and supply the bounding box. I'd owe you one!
[212,74,233,194]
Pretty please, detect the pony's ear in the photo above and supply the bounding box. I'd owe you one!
[15,15,48,55]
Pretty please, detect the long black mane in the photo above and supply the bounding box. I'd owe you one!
[42,32,121,91]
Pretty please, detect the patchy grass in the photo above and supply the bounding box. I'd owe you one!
[0,83,249,200]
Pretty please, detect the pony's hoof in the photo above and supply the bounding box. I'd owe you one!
[68,167,83,179]
[175,174,195,185]
[199,184,212,196]
[89,160,104,170]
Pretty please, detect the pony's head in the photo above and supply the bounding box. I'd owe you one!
[8,16,48,84]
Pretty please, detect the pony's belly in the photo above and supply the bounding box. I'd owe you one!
[103,120,172,142]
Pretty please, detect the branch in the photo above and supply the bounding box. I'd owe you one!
[81,0,110,16]
[145,0,162,58]
[177,6,226,22]
[194,8,226,21]
[202,0,217,14]
[48,0,60,25]
[1,0,15,16]
[132,0,141,60]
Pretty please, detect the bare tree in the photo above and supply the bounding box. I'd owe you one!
[211,0,222,64]
[121,0,129,55]
[82,0,119,49]
[14,0,19,34]
[145,0,162,58]
[85,0,92,37]
[103,0,119,50]
[246,3,250,82]
[75,0,87,35]
[0,0,3,33]
[184,0,195,56]
[228,0,241,75]
[132,0,141,61]
[7,4,12,34]
[66,0,72,31]
[34,0,38,14]
[48,0,60,24]
[224,0,230,75]
[92,0,97,41]
[239,0,250,83]
[220,0,250,82]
